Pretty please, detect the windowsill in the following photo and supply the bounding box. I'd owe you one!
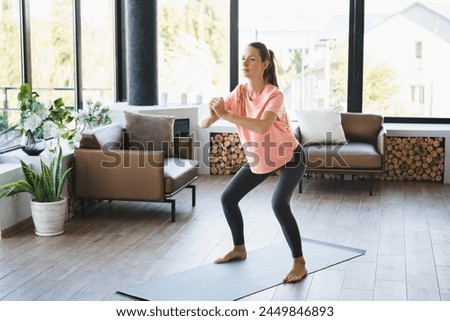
[384,123,450,136]
[0,162,22,176]
[109,102,202,112]
[0,139,75,173]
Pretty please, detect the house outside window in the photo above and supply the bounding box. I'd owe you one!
[239,0,350,118]
[364,0,450,118]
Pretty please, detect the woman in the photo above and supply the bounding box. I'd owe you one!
[200,42,307,283]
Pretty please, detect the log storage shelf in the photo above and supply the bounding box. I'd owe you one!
[209,132,247,175]
[209,133,445,183]
[384,136,445,182]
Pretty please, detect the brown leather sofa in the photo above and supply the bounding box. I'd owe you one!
[74,123,198,222]
[295,113,386,195]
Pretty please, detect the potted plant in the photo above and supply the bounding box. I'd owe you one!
[0,146,71,236]
[77,99,112,132]
[17,83,78,155]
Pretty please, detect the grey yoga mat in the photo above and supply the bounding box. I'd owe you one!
[117,238,365,301]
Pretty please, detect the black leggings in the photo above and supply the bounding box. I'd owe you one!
[220,144,306,258]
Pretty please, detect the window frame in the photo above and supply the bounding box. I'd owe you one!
[2,0,450,155]
[229,0,450,124]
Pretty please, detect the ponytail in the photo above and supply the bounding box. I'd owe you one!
[265,49,279,88]
[248,42,279,87]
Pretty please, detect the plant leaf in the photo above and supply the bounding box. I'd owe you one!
[53,146,63,192]
[57,167,72,202]
[41,159,55,201]
[0,181,34,200]
[20,160,37,185]
[34,174,46,202]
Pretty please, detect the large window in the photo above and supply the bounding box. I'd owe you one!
[29,0,75,106]
[0,0,117,154]
[80,0,115,104]
[0,0,21,151]
[239,0,349,118]
[364,0,450,118]
[158,0,230,106]
[0,0,21,152]
[2,0,450,155]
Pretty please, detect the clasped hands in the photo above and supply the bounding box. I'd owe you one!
[209,97,228,118]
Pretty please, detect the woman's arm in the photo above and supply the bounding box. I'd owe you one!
[210,97,276,134]
[199,106,220,128]
[200,98,221,128]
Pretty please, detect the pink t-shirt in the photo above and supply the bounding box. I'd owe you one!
[224,83,299,174]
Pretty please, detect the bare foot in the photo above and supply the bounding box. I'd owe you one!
[214,245,247,263]
[283,256,307,283]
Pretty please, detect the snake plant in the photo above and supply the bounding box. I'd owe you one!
[0,146,72,202]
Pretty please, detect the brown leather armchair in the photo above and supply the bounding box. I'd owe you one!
[296,113,386,195]
[74,123,198,222]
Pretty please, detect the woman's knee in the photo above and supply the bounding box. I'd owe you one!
[271,196,289,214]
[221,189,237,207]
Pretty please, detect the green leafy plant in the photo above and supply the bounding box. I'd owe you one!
[17,83,78,149]
[0,146,71,202]
[77,99,112,132]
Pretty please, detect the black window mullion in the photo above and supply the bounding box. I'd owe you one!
[19,0,31,86]
[230,0,239,92]
[73,0,83,110]
[114,0,127,102]
[347,0,364,113]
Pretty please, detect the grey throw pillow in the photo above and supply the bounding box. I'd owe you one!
[124,111,175,156]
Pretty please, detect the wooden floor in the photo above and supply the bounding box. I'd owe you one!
[1,174,450,301]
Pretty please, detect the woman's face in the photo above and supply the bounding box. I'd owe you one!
[241,46,269,80]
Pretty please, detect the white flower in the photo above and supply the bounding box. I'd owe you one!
[42,121,57,137]
[74,131,83,143]
[51,127,64,138]
[36,105,50,120]
[23,113,43,132]
[77,99,111,132]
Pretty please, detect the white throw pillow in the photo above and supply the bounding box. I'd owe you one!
[295,107,347,146]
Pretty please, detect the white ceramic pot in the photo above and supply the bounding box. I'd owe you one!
[30,197,67,236]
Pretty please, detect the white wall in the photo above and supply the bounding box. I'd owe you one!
[0,164,32,237]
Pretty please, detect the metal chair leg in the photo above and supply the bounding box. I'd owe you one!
[164,199,176,222]
[187,184,196,206]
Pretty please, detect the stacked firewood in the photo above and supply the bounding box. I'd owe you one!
[384,137,444,182]
[209,133,246,174]
[209,133,445,183]
[67,160,78,218]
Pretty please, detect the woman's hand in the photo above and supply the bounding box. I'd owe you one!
[210,97,228,118]
[199,98,220,128]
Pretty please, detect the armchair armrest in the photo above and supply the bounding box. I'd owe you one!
[376,126,386,156]
[74,149,165,201]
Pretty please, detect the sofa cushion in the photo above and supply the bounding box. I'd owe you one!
[295,107,347,146]
[341,113,383,144]
[304,142,382,169]
[79,123,124,149]
[164,158,199,194]
[124,111,175,156]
